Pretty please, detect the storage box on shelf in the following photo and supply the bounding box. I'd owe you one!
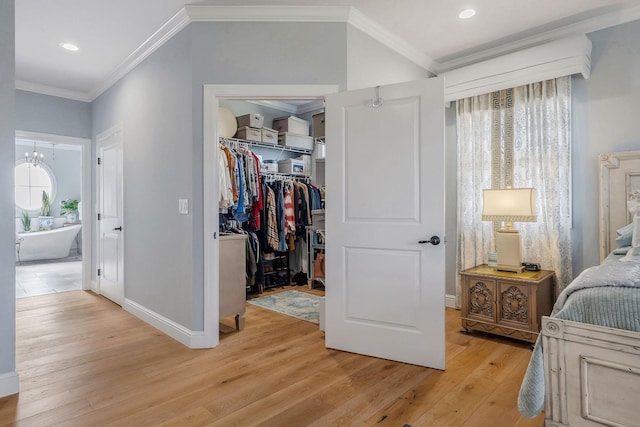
[235,126,261,142]
[262,160,278,173]
[272,116,310,136]
[261,127,278,144]
[278,133,314,150]
[278,159,307,176]
[312,112,325,138]
[236,114,264,129]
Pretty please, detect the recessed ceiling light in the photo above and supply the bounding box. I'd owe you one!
[59,42,79,51]
[458,9,476,19]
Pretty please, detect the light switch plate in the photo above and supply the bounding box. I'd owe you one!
[179,199,189,214]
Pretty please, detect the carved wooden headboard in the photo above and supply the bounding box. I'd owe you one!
[599,151,640,261]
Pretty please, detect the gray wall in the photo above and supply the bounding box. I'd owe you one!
[16,90,91,139]
[92,27,195,328]
[91,20,428,331]
[346,26,431,89]
[0,0,16,395]
[572,19,640,274]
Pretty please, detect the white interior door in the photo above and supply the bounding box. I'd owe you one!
[97,127,124,305]
[325,77,446,369]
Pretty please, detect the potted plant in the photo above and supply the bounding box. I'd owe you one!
[60,199,80,223]
[38,190,54,230]
[21,210,31,232]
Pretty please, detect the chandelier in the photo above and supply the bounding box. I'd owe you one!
[25,141,44,167]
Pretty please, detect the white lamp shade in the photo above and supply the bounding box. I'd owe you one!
[482,188,537,222]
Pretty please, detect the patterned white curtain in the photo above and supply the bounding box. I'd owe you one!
[455,95,493,308]
[456,77,573,304]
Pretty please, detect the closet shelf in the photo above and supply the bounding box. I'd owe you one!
[220,137,313,155]
[261,171,311,181]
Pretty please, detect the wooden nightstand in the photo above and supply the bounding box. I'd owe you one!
[459,265,554,343]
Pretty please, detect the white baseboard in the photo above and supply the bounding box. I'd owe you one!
[123,294,456,348]
[123,299,208,349]
[0,371,19,398]
[445,294,457,309]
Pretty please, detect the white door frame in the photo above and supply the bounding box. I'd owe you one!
[202,84,339,348]
[15,130,92,291]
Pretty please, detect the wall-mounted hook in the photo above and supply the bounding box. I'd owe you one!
[371,86,383,108]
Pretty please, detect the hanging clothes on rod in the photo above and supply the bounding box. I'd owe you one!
[219,139,263,230]
[218,136,318,293]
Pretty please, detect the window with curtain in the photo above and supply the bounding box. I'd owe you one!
[456,77,572,305]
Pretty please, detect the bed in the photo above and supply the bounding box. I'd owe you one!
[518,150,640,426]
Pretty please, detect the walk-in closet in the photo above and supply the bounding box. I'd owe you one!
[215,98,327,333]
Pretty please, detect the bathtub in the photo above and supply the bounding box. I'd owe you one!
[16,224,81,262]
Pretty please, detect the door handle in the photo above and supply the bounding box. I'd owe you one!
[113,226,122,231]
[419,236,440,246]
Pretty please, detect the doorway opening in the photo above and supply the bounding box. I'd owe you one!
[14,131,92,299]
[217,97,326,335]
[201,84,339,349]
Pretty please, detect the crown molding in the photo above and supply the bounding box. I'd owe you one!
[185,4,351,22]
[84,5,432,101]
[247,100,297,114]
[297,100,325,114]
[346,7,434,72]
[20,4,640,102]
[434,4,640,73]
[15,80,90,102]
[87,7,191,101]
[247,99,324,115]
[185,5,434,71]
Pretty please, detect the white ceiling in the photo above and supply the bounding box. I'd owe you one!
[15,0,640,102]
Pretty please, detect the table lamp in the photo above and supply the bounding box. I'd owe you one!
[482,188,537,272]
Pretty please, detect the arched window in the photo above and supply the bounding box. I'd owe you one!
[15,160,57,212]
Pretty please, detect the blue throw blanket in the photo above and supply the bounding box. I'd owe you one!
[517,260,640,418]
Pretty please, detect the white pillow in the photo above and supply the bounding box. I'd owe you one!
[620,200,640,263]
[620,201,640,263]
[633,211,640,248]
[617,222,634,236]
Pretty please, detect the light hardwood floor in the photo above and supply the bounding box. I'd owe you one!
[0,289,544,426]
